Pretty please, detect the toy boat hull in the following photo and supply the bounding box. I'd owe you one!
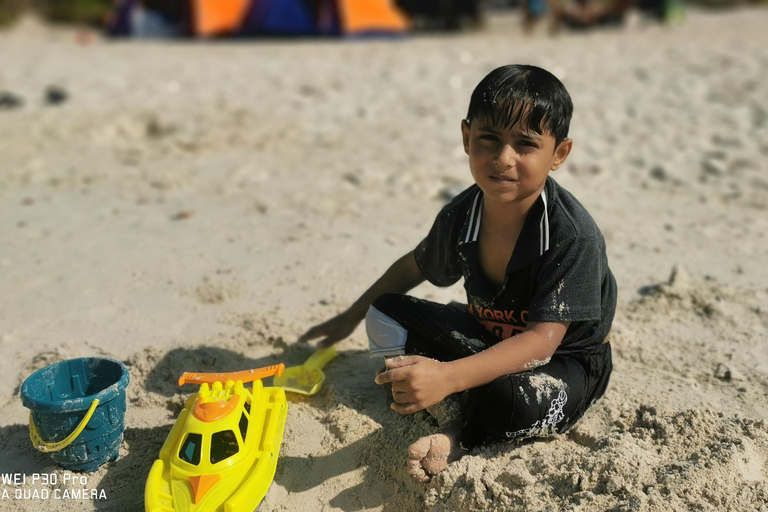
[145,386,288,512]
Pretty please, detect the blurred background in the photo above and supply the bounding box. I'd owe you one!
[0,0,765,34]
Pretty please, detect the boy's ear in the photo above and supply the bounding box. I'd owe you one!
[461,119,471,155]
[551,138,573,171]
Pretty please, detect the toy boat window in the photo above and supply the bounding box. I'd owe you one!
[244,400,251,414]
[210,430,240,464]
[179,433,202,465]
[239,412,248,442]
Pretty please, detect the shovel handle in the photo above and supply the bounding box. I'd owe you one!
[178,364,285,386]
[304,346,338,371]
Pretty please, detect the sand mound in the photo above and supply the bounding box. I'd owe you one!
[426,407,768,511]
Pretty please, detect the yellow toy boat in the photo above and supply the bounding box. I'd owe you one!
[145,365,288,512]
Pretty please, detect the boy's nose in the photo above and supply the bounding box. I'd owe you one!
[495,144,517,168]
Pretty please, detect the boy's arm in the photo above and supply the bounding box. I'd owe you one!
[345,250,425,324]
[299,251,425,347]
[376,321,569,414]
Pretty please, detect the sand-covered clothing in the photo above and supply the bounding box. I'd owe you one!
[414,176,617,353]
[367,293,613,448]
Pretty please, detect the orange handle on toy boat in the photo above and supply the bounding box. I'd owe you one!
[178,364,285,386]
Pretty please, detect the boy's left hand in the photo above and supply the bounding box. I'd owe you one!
[374,356,454,414]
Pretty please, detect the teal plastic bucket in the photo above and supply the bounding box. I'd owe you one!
[20,357,130,472]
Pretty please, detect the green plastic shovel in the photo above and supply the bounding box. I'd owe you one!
[273,346,338,395]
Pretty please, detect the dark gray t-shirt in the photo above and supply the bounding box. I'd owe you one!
[414,176,616,353]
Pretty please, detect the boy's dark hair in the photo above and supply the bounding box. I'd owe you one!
[466,65,573,147]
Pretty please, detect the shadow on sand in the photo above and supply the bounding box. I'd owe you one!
[274,348,434,512]
[137,344,429,511]
[2,344,434,511]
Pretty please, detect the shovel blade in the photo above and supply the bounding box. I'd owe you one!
[273,347,337,395]
[273,367,325,395]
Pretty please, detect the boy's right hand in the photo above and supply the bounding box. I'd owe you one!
[298,310,361,348]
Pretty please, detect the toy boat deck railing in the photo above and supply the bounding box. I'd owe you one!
[178,364,285,387]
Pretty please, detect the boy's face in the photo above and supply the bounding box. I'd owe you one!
[461,117,572,207]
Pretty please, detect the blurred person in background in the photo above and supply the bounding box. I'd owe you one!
[523,0,683,33]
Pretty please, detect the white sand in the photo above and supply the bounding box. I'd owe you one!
[1,8,767,511]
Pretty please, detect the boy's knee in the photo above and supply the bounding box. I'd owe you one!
[365,302,408,358]
[370,293,407,316]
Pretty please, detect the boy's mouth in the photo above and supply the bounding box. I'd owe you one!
[489,175,518,185]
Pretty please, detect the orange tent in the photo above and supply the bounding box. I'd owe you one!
[191,0,251,36]
[107,0,410,38]
[336,0,409,34]
[194,0,408,37]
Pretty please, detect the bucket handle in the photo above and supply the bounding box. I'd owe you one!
[29,399,100,453]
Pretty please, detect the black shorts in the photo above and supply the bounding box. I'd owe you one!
[368,293,613,449]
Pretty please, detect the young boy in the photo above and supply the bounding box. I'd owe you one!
[299,65,616,482]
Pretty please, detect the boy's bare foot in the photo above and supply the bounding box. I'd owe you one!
[406,423,468,482]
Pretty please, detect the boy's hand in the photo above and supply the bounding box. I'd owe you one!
[374,356,455,414]
[298,311,361,348]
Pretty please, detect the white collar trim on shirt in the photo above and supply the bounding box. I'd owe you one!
[465,191,483,243]
[464,188,550,256]
[540,189,550,255]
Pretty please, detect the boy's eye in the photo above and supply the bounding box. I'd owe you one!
[479,135,499,142]
[519,140,538,148]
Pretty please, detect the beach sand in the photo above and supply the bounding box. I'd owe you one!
[1,8,767,511]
